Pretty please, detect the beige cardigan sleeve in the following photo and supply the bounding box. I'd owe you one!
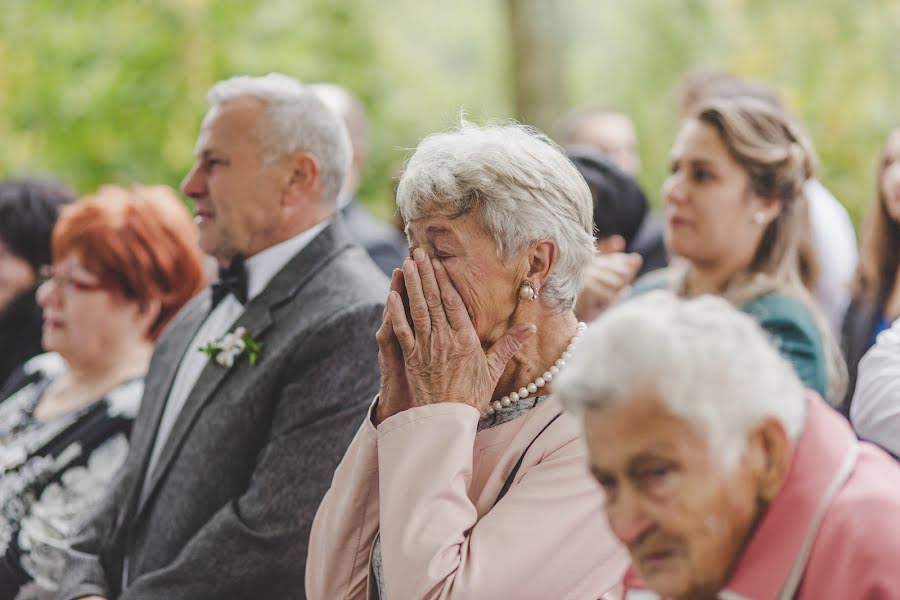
[375,403,627,600]
[306,409,381,600]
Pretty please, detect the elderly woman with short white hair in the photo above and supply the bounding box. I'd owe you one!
[556,291,900,600]
[306,121,628,599]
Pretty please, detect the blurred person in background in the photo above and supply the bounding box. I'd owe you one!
[678,69,859,335]
[307,120,628,600]
[0,180,74,393]
[841,127,900,415]
[852,313,900,459]
[312,83,408,275]
[556,108,667,277]
[634,96,846,404]
[556,107,641,177]
[557,291,900,600]
[0,185,205,599]
[567,149,649,322]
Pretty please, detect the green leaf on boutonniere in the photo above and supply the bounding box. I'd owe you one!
[199,341,221,359]
[243,335,264,366]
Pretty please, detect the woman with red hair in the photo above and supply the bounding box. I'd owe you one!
[0,185,205,599]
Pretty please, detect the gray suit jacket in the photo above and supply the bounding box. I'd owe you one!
[57,218,387,600]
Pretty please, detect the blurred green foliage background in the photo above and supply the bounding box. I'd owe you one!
[2,0,898,224]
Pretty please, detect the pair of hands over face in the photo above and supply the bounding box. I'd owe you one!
[374,248,536,425]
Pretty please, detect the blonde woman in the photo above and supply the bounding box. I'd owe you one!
[633,96,846,403]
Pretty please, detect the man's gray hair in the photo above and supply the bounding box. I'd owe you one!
[396,118,595,312]
[208,73,351,205]
[555,291,808,471]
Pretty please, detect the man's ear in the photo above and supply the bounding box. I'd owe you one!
[524,240,559,289]
[745,416,793,502]
[283,152,320,205]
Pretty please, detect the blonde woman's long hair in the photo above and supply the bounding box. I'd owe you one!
[679,97,848,404]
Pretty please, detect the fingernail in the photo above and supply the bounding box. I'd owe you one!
[403,259,415,273]
[431,258,441,270]
[414,247,426,262]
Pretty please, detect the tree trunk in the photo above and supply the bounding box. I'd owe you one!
[506,0,565,134]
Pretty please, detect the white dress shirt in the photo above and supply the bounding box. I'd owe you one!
[851,316,900,457]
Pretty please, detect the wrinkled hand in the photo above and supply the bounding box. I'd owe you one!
[387,248,535,413]
[575,252,642,322]
[374,269,416,425]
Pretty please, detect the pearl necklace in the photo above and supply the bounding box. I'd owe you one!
[482,321,587,419]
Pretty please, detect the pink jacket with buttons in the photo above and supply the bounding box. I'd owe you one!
[306,397,628,600]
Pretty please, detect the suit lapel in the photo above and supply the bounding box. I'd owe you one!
[120,294,210,528]
[128,293,210,481]
[133,218,355,520]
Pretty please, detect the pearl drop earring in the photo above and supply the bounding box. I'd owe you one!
[753,211,766,225]
[518,281,538,303]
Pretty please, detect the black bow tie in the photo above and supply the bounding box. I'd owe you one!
[211,256,248,307]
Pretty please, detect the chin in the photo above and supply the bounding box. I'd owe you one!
[644,571,720,600]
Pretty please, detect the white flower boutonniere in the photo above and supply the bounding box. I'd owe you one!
[199,326,264,367]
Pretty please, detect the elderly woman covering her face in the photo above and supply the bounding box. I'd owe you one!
[556,291,900,600]
[635,96,846,405]
[307,121,628,599]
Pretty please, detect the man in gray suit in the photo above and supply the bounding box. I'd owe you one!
[58,74,387,600]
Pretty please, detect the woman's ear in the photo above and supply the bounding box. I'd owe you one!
[136,298,163,338]
[525,240,559,288]
[746,416,792,502]
[755,197,783,226]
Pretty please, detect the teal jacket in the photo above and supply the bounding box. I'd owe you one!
[630,275,828,398]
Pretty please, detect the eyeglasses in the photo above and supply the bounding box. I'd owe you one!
[38,265,111,293]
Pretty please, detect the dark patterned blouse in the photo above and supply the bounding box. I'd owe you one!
[0,353,143,600]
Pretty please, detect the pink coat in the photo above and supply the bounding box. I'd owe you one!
[621,395,900,599]
[306,397,628,599]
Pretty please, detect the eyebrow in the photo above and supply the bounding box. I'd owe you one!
[425,225,456,238]
[688,158,717,169]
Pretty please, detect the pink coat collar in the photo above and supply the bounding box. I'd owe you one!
[721,395,857,599]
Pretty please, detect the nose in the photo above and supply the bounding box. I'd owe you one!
[662,173,687,207]
[181,163,206,200]
[607,492,654,546]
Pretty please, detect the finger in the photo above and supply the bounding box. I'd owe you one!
[376,307,400,355]
[598,253,638,276]
[390,268,405,295]
[597,234,626,254]
[431,257,471,331]
[383,269,403,320]
[413,248,448,328]
[592,269,629,290]
[402,257,431,338]
[387,290,416,357]
[485,322,537,382]
[390,267,414,326]
[627,253,643,276]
